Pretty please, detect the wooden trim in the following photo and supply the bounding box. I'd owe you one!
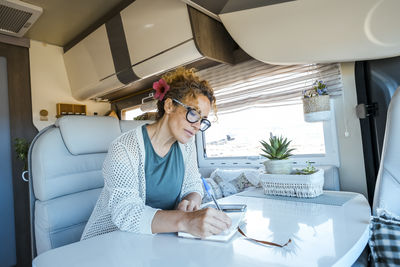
[0,42,38,266]
[0,33,30,48]
[56,103,87,117]
[187,6,235,65]
[182,0,222,21]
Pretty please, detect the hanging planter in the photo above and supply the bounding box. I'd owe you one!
[302,80,331,122]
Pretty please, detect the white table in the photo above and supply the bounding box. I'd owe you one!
[32,190,370,267]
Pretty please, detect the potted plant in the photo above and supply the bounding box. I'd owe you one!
[302,80,330,122]
[260,160,325,198]
[294,161,317,175]
[260,133,295,174]
[14,137,30,182]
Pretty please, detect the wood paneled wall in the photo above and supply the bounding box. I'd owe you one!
[0,42,38,267]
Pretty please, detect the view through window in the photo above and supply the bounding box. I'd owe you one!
[204,104,325,158]
[123,106,144,120]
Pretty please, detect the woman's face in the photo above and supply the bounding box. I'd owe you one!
[167,94,211,144]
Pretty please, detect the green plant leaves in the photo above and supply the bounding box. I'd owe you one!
[260,134,295,160]
[294,161,317,175]
[14,137,30,171]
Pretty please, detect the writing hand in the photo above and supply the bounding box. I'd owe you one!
[181,207,232,238]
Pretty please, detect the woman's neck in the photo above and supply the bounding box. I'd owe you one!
[146,118,176,157]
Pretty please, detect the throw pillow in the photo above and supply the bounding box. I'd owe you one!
[369,209,400,266]
[210,168,261,187]
[212,172,253,197]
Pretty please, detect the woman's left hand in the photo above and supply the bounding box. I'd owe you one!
[176,192,202,212]
[177,199,199,212]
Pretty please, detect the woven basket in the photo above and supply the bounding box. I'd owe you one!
[303,95,330,122]
[260,169,324,198]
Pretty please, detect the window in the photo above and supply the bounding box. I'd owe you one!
[196,60,341,167]
[122,105,157,121]
[205,105,325,157]
[122,106,144,120]
[122,93,158,121]
[198,101,339,167]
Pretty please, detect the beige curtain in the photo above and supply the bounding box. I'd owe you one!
[197,60,343,114]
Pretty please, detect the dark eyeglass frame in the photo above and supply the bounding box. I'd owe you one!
[172,99,211,132]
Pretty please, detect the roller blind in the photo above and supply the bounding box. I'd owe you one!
[197,60,343,114]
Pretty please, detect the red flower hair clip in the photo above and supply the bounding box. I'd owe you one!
[153,78,170,101]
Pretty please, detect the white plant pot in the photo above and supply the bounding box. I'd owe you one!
[304,110,330,122]
[263,159,293,174]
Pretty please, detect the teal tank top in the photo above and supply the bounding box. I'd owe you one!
[142,125,184,210]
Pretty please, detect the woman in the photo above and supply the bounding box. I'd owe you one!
[81,68,231,240]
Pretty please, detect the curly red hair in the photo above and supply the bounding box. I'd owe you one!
[155,67,217,120]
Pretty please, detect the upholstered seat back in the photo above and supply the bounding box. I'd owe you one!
[29,116,150,256]
[373,87,400,215]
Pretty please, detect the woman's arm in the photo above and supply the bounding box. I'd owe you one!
[107,136,229,237]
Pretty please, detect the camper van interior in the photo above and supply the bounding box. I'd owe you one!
[1,0,400,266]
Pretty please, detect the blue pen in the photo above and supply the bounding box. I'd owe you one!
[202,177,222,211]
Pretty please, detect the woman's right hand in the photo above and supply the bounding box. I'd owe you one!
[181,208,232,238]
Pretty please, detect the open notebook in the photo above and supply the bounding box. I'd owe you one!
[178,211,245,242]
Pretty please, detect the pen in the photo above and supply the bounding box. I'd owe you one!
[201,177,222,211]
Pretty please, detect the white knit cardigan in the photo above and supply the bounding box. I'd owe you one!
[81,126,204,240]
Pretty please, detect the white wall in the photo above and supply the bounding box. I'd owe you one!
[29,40,110,131]
[334,62,368,197]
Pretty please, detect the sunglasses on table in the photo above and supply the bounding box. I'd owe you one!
[172,99,211,132]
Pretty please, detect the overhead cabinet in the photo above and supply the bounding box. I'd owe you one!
[63,0,235,101]
[63,25,117,101]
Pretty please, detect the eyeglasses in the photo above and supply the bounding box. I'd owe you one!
[172,99,211,132]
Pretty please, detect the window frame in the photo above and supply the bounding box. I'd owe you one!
[196,99,340,168]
